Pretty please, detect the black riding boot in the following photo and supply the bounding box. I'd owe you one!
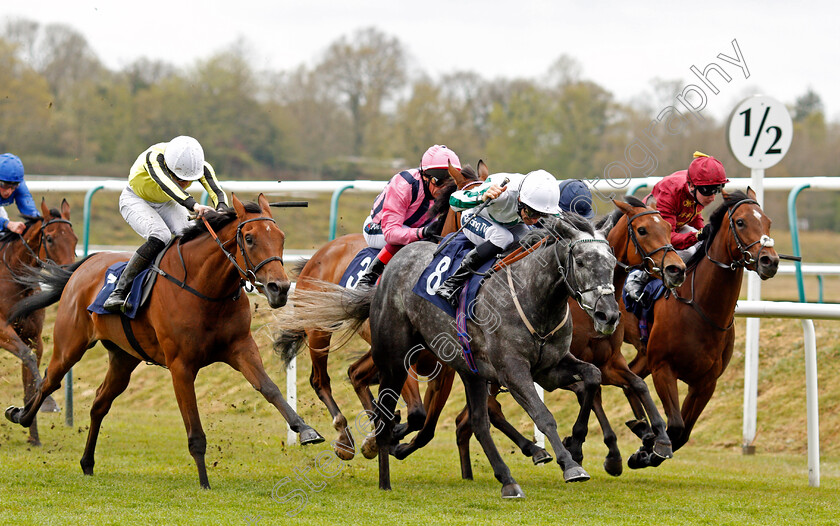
[356,257,386,289]
[435,241,503,308]
[103,237,164,313]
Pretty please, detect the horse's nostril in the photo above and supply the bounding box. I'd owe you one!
[759,256,778,268]
[595,311,608,324]
[266,282,279,294]
[665,265,684,277]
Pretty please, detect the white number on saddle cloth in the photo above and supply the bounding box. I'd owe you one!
[426,256,452,295]
[345,256,373,289]
[107,272,117,285]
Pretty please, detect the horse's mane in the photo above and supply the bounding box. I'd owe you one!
[428,164,479,219]
[0,214,46,246]
[180,202,261,244]
[685,190,750,268]
[519,213,595,249]
[594,195,647,230]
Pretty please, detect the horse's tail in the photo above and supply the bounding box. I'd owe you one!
[290,258,309,278]
[7,255,94,325]
[270,279,373,359]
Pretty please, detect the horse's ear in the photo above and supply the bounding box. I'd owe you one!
[646,195,657,210]
[597,214,615,237]
[257,193,272,216]
[746,186,757,200]
[40,198,49,218]
[448,161,465,187]
[231,193,247,220]
[477,160,489,181]
[60,199,70,220]
[612,199,633,216]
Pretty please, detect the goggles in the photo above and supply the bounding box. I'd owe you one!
[696,184,723,197]
[0,181,20,190]
[520,203,548,220]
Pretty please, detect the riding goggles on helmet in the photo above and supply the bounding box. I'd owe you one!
[519,203,548,220]
[696,184,723,197]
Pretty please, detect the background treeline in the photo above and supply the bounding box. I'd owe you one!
[1,21,839,228]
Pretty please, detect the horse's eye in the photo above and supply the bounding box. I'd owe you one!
[637,227,647,236]
[45,235,53,243]
[245,234,253,244]
[736,219,745,228]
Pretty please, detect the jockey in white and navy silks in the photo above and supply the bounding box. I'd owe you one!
[0,153,40,235]
[103,136,228,313]
[355,145,461,288]
[435,170,562,307]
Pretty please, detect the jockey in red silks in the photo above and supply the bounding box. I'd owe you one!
[355,145,461,288]
[625,151,729,302]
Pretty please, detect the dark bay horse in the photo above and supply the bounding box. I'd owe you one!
[5,194,323,488]
[453,196,687,477]
[281,214,621,497]
[274,163,482,460]
[0,199,76,445]
[623,189,779,468]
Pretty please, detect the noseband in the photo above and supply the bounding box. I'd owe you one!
[13,216,74,267]
[559,237,615,312]
[619,209,679,277]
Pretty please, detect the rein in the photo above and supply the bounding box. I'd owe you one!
[150,215,283,302]
[671,197,774,332]
[2,216,73,270]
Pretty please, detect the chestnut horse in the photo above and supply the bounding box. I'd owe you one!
[274,163,482,460]
[5,195,323,488]
[449,197,688,477]
[0,199,76,445]
[623,189,779,468]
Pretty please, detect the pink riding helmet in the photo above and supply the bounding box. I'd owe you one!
[420,145,461,172]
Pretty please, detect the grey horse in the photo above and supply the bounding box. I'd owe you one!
[283,213,620,497]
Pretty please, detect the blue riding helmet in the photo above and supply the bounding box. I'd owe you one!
[558,179,594,219]
[0,153,24,183]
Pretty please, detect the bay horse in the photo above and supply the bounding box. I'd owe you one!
[0,199,76,445]
[623,189,779,468]
[454,196,688,477]
[274,163,482,460]
[5,194,323,488]
[280,214,621,497]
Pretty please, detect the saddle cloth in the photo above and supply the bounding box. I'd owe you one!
[339,247,380,289]
[87,263,155,319]
[412,232,495,319]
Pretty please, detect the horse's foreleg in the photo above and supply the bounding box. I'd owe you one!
[455,404,474,480]
[228,341,324,447]
[461,375,523,498]
[392,366,455,460]
[612,366,672,460]
[0,324,41,403]
[554,353,601,467]
[675,380,717,452]
[628,365,681,470]
[80,350,141,476]
[169,361,212,489]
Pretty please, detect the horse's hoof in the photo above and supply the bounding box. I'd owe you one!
[27,437,42,447]
[361,436,378,459]
[5,406,21,424]
[653,440,673,459]
[40,395,61,413]
[392,423,409,441]
[501,483,525,498]
[627,450,649,470]
[392,444,411,461]
[333,442,355,461]
[563,465,590,483]
[531,449,552,465]
[299,428,325,445]
[604,456,623,477]
[647,453,666,467]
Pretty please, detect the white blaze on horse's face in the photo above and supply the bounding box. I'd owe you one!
[653,216,661,223]
[752,210,763,222]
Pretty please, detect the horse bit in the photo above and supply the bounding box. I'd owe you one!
[705,199,774,271]
[202,216,284,289]
[619,209,679,277]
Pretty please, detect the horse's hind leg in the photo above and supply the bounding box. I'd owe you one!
[461,374,523,498]
[455,403,474,479]
[553,353,602,468]
[486,389,551,465]
[392,366,454,460]
[563,383,622,476]
[5,323,91,429]
[80,349,141,476]
[228,339,324,446]
[308,331,352,459]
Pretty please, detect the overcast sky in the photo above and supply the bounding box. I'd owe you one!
[4,0,840,123]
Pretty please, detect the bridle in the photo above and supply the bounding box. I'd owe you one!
[202,216,284,288]
[704,198,774,271]
[6,216,74,268]
[618,209,679,277]
[673,197,774,331]
[557,236,615,313]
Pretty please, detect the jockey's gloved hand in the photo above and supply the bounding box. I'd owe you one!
[696,224,713,242]
[421,214,447,241]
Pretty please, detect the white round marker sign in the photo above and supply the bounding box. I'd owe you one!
[728,95,793,169]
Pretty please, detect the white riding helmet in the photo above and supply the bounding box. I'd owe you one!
[164,136,205,181]
[519,170,561,215]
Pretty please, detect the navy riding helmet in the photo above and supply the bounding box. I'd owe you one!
[558,179,594,219]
